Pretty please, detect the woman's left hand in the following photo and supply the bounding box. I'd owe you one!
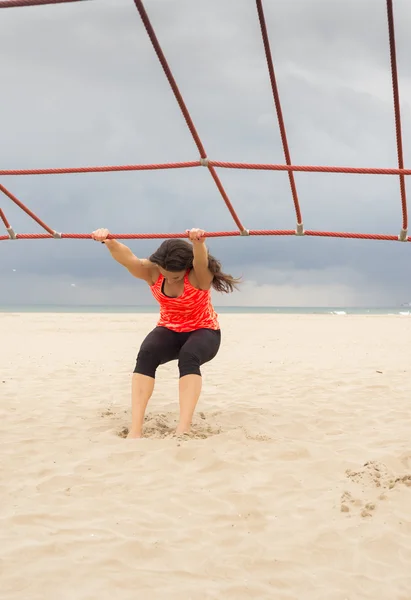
[186,228,206,243]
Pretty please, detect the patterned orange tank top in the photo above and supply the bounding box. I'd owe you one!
[150,271,220,333]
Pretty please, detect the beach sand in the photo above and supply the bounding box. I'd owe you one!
[1,311,411,600]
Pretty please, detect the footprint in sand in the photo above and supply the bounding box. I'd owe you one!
[340,490,376,518]
[340,460,411,517]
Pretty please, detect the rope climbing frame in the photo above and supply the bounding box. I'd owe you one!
[0,0,410,242]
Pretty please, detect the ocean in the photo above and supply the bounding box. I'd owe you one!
[0,305,410,315]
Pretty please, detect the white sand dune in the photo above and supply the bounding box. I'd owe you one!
[1,312,411,599]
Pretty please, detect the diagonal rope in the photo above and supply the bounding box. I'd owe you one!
[0,184,59,236]
[131,0,247,234]
[255,0,303,228]
[0,0,91,7]
[0,207,17,238]
[0,208,11,229]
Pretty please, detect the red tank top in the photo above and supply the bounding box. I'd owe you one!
[150,271,220,333]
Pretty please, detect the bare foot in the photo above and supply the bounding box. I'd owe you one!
[127,429,142,439]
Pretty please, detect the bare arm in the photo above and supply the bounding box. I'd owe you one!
[188,228,214,290]
[91,229,156,284]
[104,240,154,281]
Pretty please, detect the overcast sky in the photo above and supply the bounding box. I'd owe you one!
[1,0,411,307]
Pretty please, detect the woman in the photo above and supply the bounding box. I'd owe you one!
[91,227,240,438]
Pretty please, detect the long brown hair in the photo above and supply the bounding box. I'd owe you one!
[149,239,240,293]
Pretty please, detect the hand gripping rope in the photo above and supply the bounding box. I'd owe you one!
[0,0,410,243]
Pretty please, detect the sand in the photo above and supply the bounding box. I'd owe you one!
[1,311,411,600]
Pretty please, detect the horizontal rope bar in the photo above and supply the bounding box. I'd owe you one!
[0,161,200,176]
[0,0,91,7]
[1,230,410,242]
[211,162,411,175]
[4,161,411,176]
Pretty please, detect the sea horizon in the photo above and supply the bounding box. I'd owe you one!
[0,304,410,315]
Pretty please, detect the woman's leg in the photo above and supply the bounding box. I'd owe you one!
[128,375,155,438]
[128,327,182,438]
[176,329,221,435]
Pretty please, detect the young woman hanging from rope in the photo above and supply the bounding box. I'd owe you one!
[91,227,240,438]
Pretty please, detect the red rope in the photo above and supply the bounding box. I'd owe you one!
[4,161,411,177]
[255,0,302,227]
[0,0,409,244]
[0,230,409,242]
[212,162,411,175]
[131,0,246,234]
[0,161,201,176]
[0,184,56,235]
[133,0,205,159]
[0,0,90,7]
[0,208,11,229]
[386,0,408,233]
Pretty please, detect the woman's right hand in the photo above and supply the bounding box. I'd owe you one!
[91,228,110,242]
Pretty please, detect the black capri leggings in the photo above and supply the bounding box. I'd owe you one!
[134,327,221,378]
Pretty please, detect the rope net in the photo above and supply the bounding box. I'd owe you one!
[0,0,410,242]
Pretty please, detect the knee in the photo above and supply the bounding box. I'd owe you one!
[134,346,160,378]
[178,349,201,378]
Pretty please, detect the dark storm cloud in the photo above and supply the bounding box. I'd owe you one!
[1,0,411,306]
